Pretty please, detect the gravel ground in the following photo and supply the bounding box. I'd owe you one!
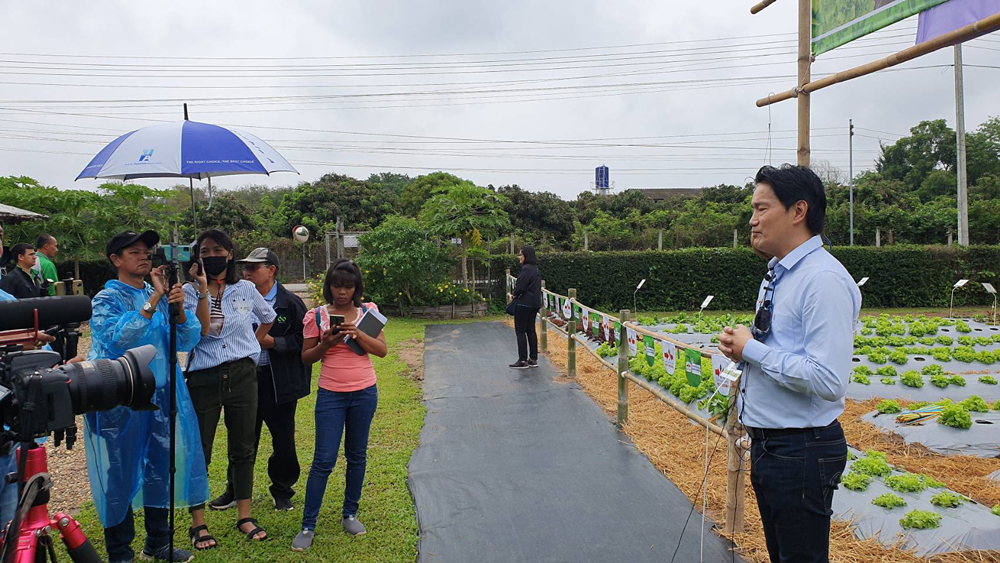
[45,332,92,515]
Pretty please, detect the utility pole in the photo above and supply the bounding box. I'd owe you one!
[849,119,854,246]
[797,0,811,166]
[954,45,969,246]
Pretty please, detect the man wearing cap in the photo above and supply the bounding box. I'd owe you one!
[83,230,211,562]
[209,248,309,512]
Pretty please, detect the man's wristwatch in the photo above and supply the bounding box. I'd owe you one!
[142,301,155,315]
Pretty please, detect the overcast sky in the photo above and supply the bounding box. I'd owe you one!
[1,0,998,200]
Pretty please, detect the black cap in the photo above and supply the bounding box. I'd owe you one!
[237,247,280,269]
[106,230,160,259]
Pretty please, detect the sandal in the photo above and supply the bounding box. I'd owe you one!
[188,525,218,550]
[236,517,268,541]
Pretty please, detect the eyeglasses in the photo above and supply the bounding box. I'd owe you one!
[751,270,776,341]
[243,263,265,272]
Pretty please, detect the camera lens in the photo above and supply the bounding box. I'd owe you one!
[60,344,158,413]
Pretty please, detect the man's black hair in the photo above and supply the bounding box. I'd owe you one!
[35,233,54,249]
[10,243,33,259]
[520,245,538,266]
[323,258,364,307]
[193,229,240,285]
[754,164,827,235]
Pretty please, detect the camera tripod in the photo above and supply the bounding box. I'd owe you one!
[0,443,100,563]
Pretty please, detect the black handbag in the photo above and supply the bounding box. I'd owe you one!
[506,298,518,316]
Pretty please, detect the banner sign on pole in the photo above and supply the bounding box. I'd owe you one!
[593,316,601,338]
[626,327,638,357]
[812,0,947,55]
[562,298,572,320]
[918,0,999,43]
[581,308,590,332]
[643,335,656,367]
[684,348,702,387]
[604,315,611,341]
[662,341,677,373]
[711,355,732,397]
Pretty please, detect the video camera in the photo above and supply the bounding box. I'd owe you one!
[0,296,157,449]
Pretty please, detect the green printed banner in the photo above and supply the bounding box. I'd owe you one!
[643,335,655,367]
[684,348,702,387]
[812,0,946,55]
[593,317,600,338]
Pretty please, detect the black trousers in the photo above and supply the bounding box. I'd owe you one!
[514,306,540,361]
[748,420,848,563]
[224,366,300,502]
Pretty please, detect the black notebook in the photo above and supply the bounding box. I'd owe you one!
[344,306,387,355]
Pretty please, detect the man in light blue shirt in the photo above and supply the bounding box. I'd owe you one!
[718,164,861,563]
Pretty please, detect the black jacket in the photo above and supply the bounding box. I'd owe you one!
[263,283,311,404]
[512,264,542,309]
[0,268,40,299]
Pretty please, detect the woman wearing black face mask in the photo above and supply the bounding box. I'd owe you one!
[182,229,276,548]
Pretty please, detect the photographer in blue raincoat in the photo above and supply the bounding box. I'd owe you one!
[83,230,210,563]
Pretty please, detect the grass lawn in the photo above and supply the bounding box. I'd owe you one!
[72,316,463,563]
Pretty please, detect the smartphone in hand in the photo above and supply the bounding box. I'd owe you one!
[327,314,346,337]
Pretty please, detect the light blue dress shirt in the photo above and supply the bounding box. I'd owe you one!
[183,279,276,372]
[737,235,862,429]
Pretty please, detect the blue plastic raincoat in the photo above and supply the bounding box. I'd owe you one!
[83,280,209,528]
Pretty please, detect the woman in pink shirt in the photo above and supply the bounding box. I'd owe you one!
[292,259,387,552]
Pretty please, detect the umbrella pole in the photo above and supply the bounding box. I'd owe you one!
[189,178,198,235]
[167,227,180,562]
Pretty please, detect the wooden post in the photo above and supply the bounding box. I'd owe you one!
[724,401,747,535]
[505,269,511,300]
[583,230,589,251]
[875,226,881,247]
[733,228,738,248]
[540,281,548,352]
[510,233,515,254]
[617,310,630,427]
[948,228,953,246]
[658,229,663,251]
[567,288,577,378]
[797,0,811,167]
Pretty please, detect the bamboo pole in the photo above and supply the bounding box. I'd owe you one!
[567,289,578,378]
[797,0,811,166]
[758,11,1000,108]
[724,400,748,535]
[617,310,631,428]
[540,281,548,351]
[750,0,778,14]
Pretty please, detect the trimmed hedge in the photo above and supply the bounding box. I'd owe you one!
[59,244,1000,310]
[491,245,1000,312]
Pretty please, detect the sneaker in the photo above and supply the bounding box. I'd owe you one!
[291,529,314,551]
[527,359,538,368]
[208,488,236,511]
[342,515,367,536]
[509,360,529,369]
[274,497,294,511]
[139,545,194,563]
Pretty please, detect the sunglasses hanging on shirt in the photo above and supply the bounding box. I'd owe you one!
[751,270,776,341]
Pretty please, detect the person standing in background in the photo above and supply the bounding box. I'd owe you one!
[34,234,58,296]
[509,245,541,369]
[0,243,40,299]
[210,248,309,513]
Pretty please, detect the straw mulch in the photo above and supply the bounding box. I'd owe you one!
[514,320,999,563]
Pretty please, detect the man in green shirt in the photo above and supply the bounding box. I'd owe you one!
[35,233,58,296]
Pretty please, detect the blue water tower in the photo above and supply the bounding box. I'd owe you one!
[595,165,609,189]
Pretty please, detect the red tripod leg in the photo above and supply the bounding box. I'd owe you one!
[53,514,101,563]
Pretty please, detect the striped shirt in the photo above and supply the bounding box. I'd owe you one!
[183,279,276,372]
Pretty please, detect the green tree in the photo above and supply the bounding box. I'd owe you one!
[275,173,399,234]
[400,172,471,217]
[356,215,451,307]
[495,184,575,250]
[367,172,414,197]
[418,183,510,287]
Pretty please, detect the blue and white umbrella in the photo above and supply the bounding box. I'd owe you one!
[76,120,297,180]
